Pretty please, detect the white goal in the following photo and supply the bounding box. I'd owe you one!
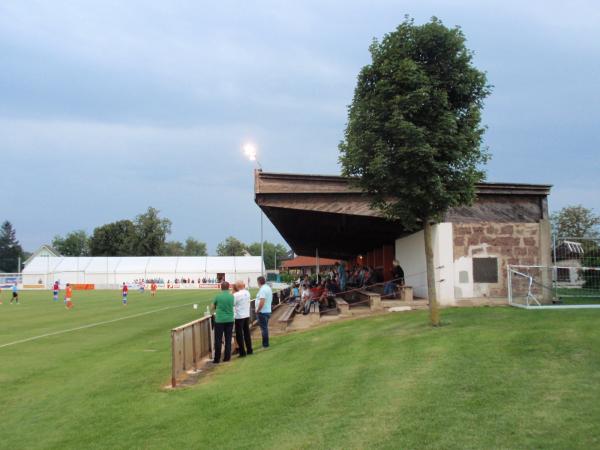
[508,265,600,309]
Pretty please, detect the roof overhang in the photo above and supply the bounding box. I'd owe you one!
[255,171,552,259]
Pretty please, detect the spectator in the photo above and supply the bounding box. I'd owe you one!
[233,281,253,357]
[255,276,273,348]
[384,261,405,298]
[337,261,347,292]
[212,282,234,363]
[291,283,300,302]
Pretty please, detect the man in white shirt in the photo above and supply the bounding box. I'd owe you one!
[233,280,253,357]
[255,276,273,348]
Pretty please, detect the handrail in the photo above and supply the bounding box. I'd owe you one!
[171,314,211,332]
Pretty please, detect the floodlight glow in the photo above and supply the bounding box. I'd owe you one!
[243,143,257,161]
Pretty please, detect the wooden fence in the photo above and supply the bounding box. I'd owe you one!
[170,315,212,387]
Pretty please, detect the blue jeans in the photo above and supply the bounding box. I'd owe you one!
[257,312,271,348]
[384,281,396,297]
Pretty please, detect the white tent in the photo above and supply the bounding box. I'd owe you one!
[22,255,264,289]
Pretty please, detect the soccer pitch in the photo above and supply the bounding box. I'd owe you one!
[2,291,600,449]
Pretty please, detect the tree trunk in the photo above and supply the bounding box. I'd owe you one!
[424,220,441,326]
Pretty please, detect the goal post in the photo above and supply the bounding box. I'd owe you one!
[508,264,600,309]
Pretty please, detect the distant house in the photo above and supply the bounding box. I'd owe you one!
[281,256,339,276]
[23,245,61,268]
[553,240,585,286]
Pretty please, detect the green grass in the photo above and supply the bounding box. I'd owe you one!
[556,287,600,305]
[1,291,600,449]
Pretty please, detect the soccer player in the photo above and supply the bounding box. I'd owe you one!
[65,283,73,309]
[53,281,60,302]
[150,282,157,297]
[122,282,128,306]
[10,283,19,304]
[139,281,145,294]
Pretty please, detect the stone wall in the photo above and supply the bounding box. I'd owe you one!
[453,222,541,299]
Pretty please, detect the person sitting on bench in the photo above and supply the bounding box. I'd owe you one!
[383,261,405,298]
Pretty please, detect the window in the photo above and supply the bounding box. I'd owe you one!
[556,268,570,283]
[473,257,498,283]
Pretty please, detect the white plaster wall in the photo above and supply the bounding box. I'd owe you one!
[395,223,455,305]
[433,223,456,305]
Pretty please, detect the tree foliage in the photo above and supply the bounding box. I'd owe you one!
[0,221,23,272]
[161,238,207,256]
[551,205,600,238]
[132,207,172,256]
[89,220,136,256]
[216,236,247,256]
[52,230,90,256]
[247,241,289,270]
[339,17,490,325]
[164,240,185,256]
[184,238,207,256]
[339,17,490,227]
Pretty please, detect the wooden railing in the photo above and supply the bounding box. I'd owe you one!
[171,315,212,387]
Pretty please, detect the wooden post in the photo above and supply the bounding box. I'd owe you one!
[171,330,177,388]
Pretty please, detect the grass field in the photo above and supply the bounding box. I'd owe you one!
[557,287,600,305]
[1,290,600,449]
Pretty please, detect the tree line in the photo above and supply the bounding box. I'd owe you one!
[50,209,290,269]
[215,236,290,270]
[52,207,206,257]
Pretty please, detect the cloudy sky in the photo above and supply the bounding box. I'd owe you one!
[2,0,599,253]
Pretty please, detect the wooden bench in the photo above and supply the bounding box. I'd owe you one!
[335,297,350,316]
[278,305,296,331]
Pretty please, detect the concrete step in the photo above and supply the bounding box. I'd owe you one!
[350,305,372,316]
[382,299,428,308]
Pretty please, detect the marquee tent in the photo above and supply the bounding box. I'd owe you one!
[22,255,264,289]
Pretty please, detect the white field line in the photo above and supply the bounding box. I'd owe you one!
[0,302,195,349]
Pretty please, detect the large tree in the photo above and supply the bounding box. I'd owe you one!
[0,221,23,272]
[339,17,490,326]
[52,230,90,256]
[89,220,136,256]
[216,236,247,256]
[551,205,600,238]
[133,207,172,256]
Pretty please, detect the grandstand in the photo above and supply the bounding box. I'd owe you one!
[21,255,264,289]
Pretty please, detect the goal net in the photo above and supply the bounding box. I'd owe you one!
[508,265,600,309]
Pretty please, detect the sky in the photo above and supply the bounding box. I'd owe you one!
[1,0,599,253]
